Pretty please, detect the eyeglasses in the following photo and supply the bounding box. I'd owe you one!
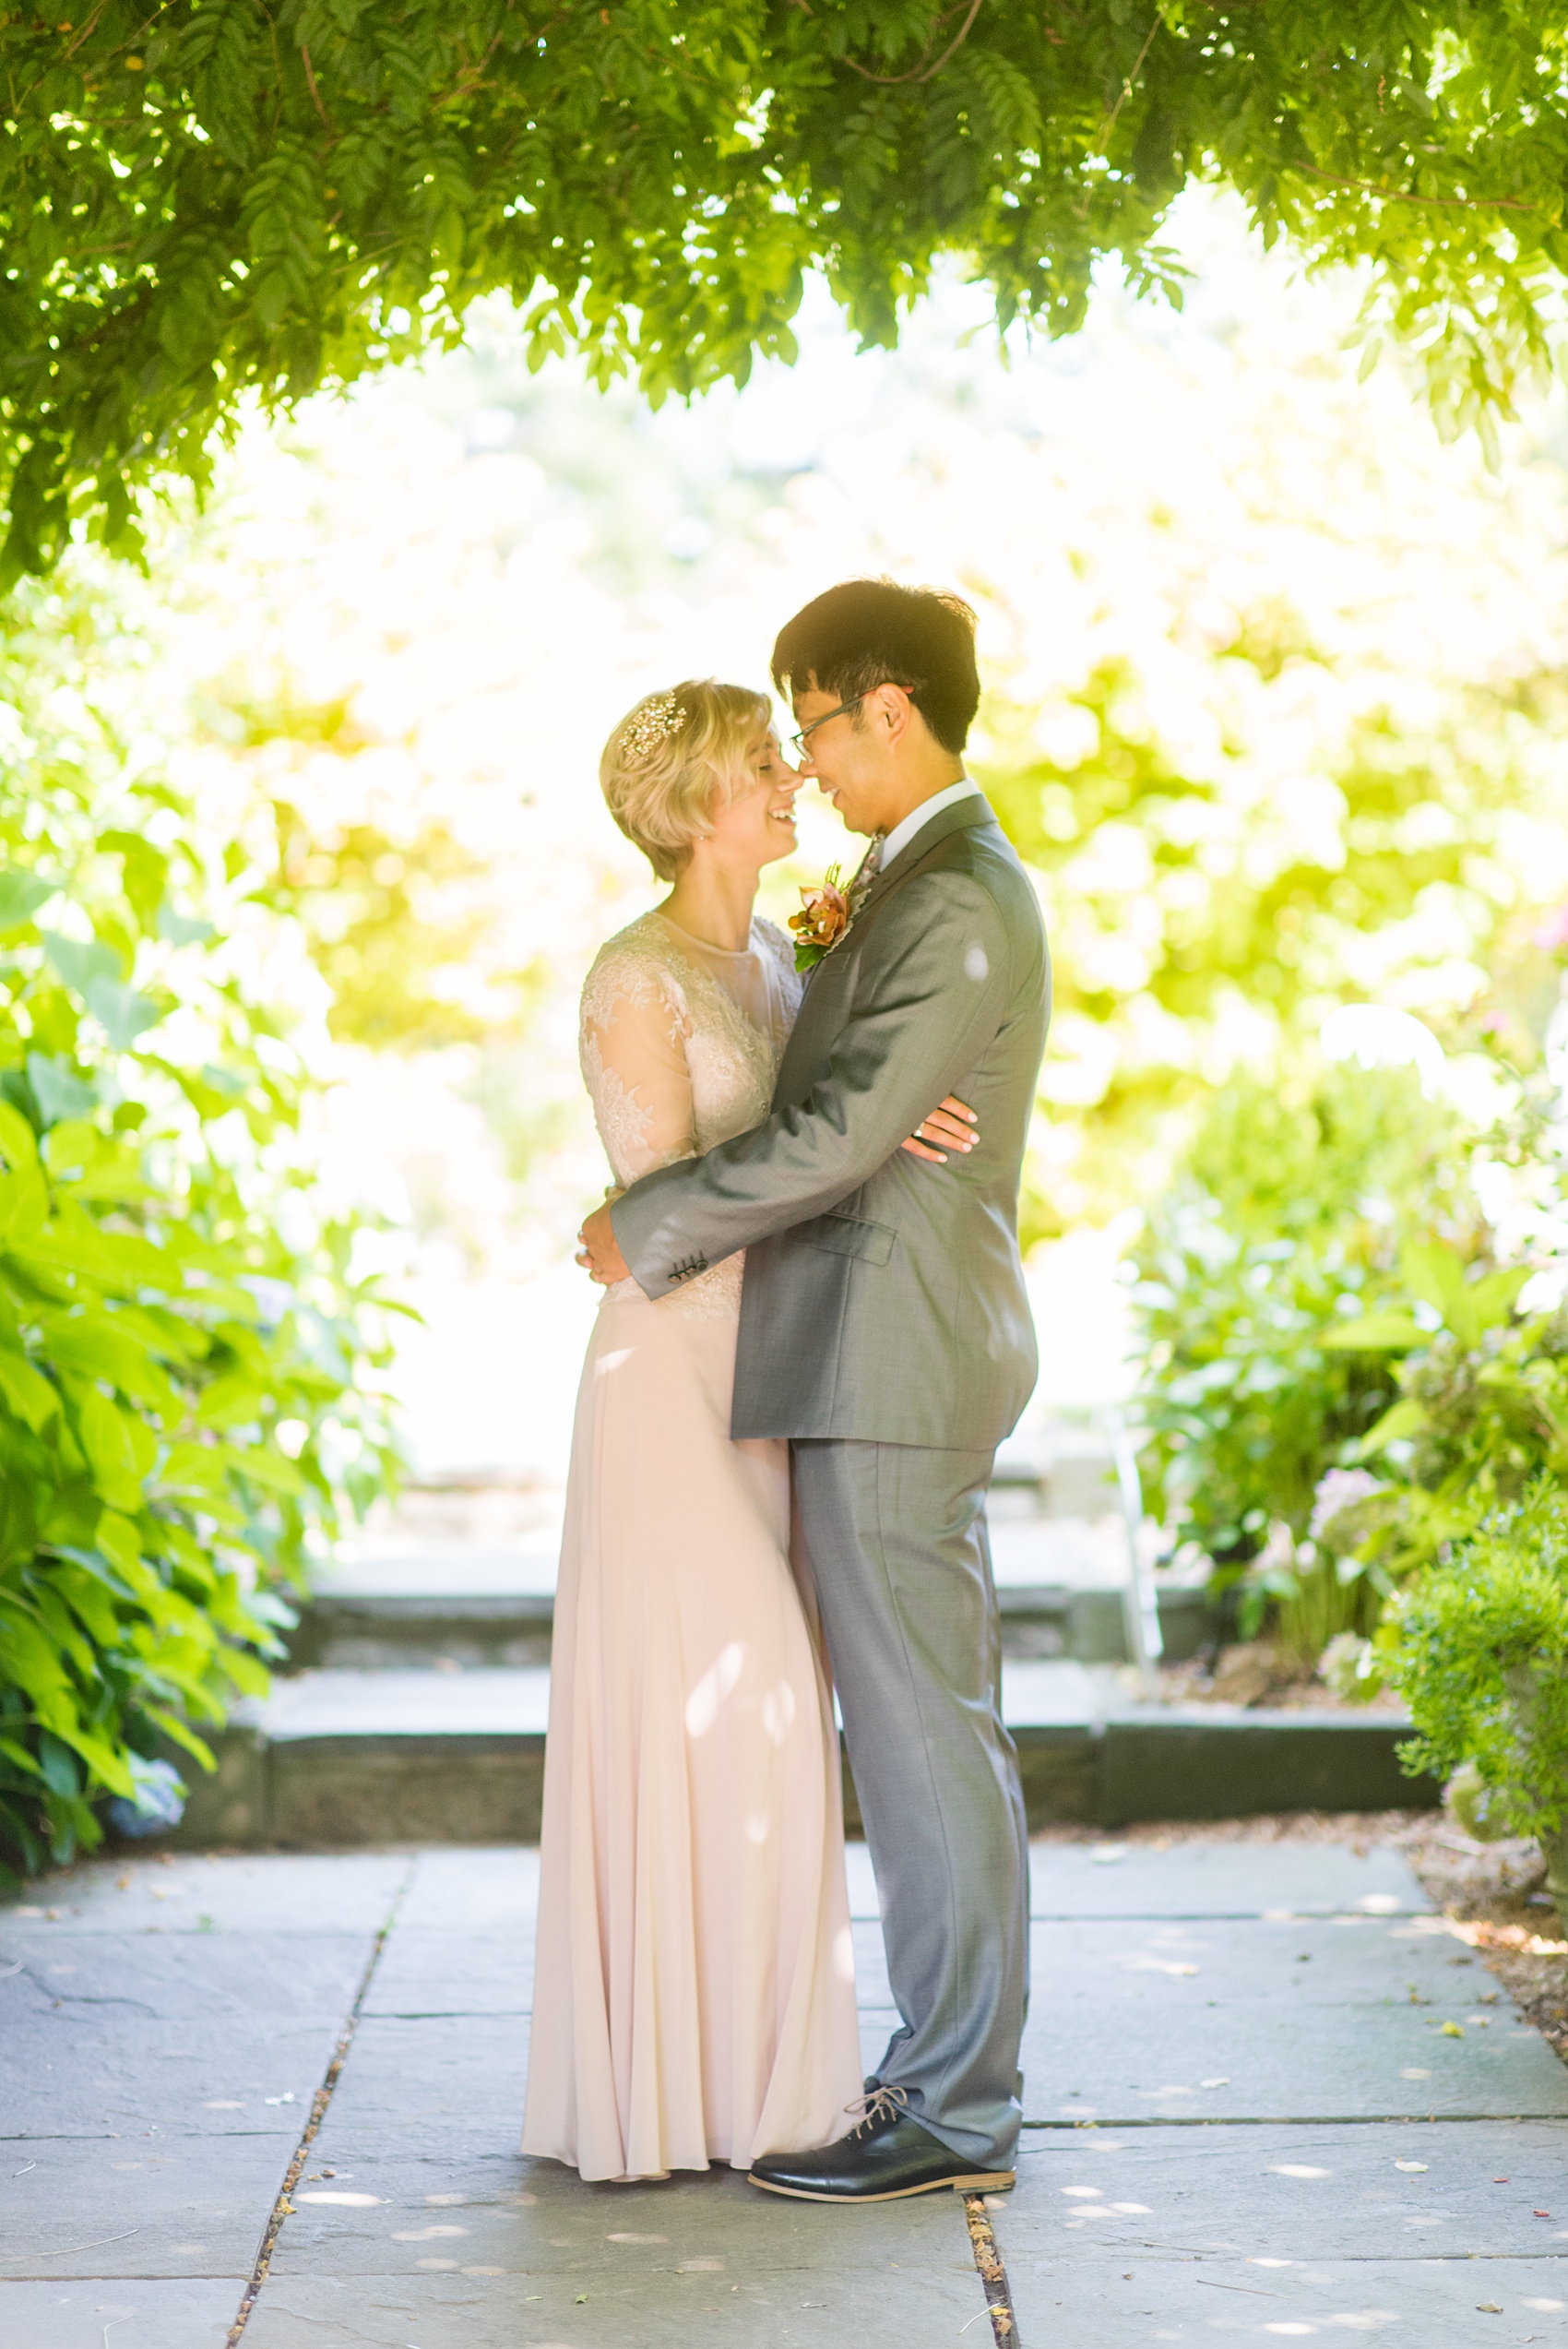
[789,692,871,757]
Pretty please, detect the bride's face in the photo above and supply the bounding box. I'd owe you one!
[705,728,800,869]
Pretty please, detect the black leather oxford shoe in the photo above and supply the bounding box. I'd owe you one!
[748,2088,1015,2203]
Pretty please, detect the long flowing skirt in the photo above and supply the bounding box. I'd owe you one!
[520,1281,862,2182]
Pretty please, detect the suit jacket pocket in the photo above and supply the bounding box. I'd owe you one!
[799,1210,896,1267]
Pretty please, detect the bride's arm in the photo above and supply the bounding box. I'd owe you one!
[580,969,695,1186]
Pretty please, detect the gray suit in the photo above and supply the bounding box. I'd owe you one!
[612,796,1051,2166]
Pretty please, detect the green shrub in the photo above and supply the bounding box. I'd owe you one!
[1134,1061,1471,1569]
[1347,1247,1568,1558]
[0,562,399,1882]
[1389,1481,1568,1927]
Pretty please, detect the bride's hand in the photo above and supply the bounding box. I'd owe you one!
[901,1095,978,1165]
[577,1198,631,1283]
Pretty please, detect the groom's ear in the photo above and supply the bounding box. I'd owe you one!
[868,682,915,742]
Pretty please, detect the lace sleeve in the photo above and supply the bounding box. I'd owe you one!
[579,942,695,1186]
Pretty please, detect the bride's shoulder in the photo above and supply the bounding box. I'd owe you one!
[753,914,794,965]
[581,912,686,1016]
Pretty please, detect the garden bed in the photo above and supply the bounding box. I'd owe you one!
[1149,1639,1406,1713]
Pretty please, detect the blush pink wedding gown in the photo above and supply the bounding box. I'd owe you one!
[520,910,861,2182]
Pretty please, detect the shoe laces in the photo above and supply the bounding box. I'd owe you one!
[843,2083,910,2139]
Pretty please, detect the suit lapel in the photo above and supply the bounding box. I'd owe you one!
[787,797,997,1050]
[851,793,994,925]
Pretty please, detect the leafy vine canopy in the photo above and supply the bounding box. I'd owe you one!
[6,1,1567,583]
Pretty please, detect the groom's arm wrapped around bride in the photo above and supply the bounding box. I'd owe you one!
[610,793,1050,1453]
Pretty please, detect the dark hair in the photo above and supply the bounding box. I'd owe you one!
[771,578,980,755]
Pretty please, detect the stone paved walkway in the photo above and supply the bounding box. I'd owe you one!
[5,1838,1567,2347]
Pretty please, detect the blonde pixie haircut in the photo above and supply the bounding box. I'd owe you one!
[600,678,772,881]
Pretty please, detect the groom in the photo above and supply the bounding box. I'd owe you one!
[578,578,1050,2200]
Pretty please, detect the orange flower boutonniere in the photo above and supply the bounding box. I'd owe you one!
[789,867,853,972]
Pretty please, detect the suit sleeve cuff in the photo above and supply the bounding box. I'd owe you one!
[609,1181,712,1302]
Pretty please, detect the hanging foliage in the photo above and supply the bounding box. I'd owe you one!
[4,2,1567,581]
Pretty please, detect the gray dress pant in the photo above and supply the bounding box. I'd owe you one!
[791,1437,1029,2167]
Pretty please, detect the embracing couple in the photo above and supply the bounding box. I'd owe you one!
[519,579,1051,2201]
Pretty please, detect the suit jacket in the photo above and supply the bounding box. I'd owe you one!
[610,795,1051,1449]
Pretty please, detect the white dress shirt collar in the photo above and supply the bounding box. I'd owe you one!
[878,776,984,873]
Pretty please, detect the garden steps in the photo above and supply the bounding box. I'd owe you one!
[173,1658,1439,1852]
[284,1508,1217,1671]
[192,1487,1432,1855]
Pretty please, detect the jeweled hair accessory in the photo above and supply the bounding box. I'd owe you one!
[621,690,685,758]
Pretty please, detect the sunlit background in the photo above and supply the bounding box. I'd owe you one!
[102,190,1568,1500]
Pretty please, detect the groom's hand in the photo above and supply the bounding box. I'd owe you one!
[576,1199,631,1285]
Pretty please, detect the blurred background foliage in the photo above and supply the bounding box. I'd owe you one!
[1133,1035,1568,1691]
[1133,1060,1474,1568]
[8,199,1568,1853]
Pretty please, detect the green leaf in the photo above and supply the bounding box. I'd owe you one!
[157,905,217,947]
[26,1053,97,1126]
[42,929,123,998]
[0,1100,40,1172]
[1322,1313,1428,1352]
[0,868,54,930]
[49,1563,120,1647]
[1466,1265,1533,1335]
[196,1371,269,1429]
[83,979,163,1053]
[75,1389,152,1511]
[36,1729,81,1798]
[1398,1240,1472,1325]
[146,1711,217,1771]
[0,1346,59,1431]
[46,1721,135,1800]
[226,1444,305,1496]
[0,1600,71,1703]
[1351,1398,1427,1457]
[93,1510,144,1576]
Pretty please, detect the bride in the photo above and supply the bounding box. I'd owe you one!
[520,680,979,2182]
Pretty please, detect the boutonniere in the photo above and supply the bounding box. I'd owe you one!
[789,867,851,972]
[788,852,880,973]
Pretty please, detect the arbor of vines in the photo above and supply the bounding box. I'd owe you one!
[4,1,1568,583]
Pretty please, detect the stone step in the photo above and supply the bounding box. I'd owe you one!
[287,1527,1217,1670]
[172,1661,1438,1852]
[285,1581,1213,1668]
